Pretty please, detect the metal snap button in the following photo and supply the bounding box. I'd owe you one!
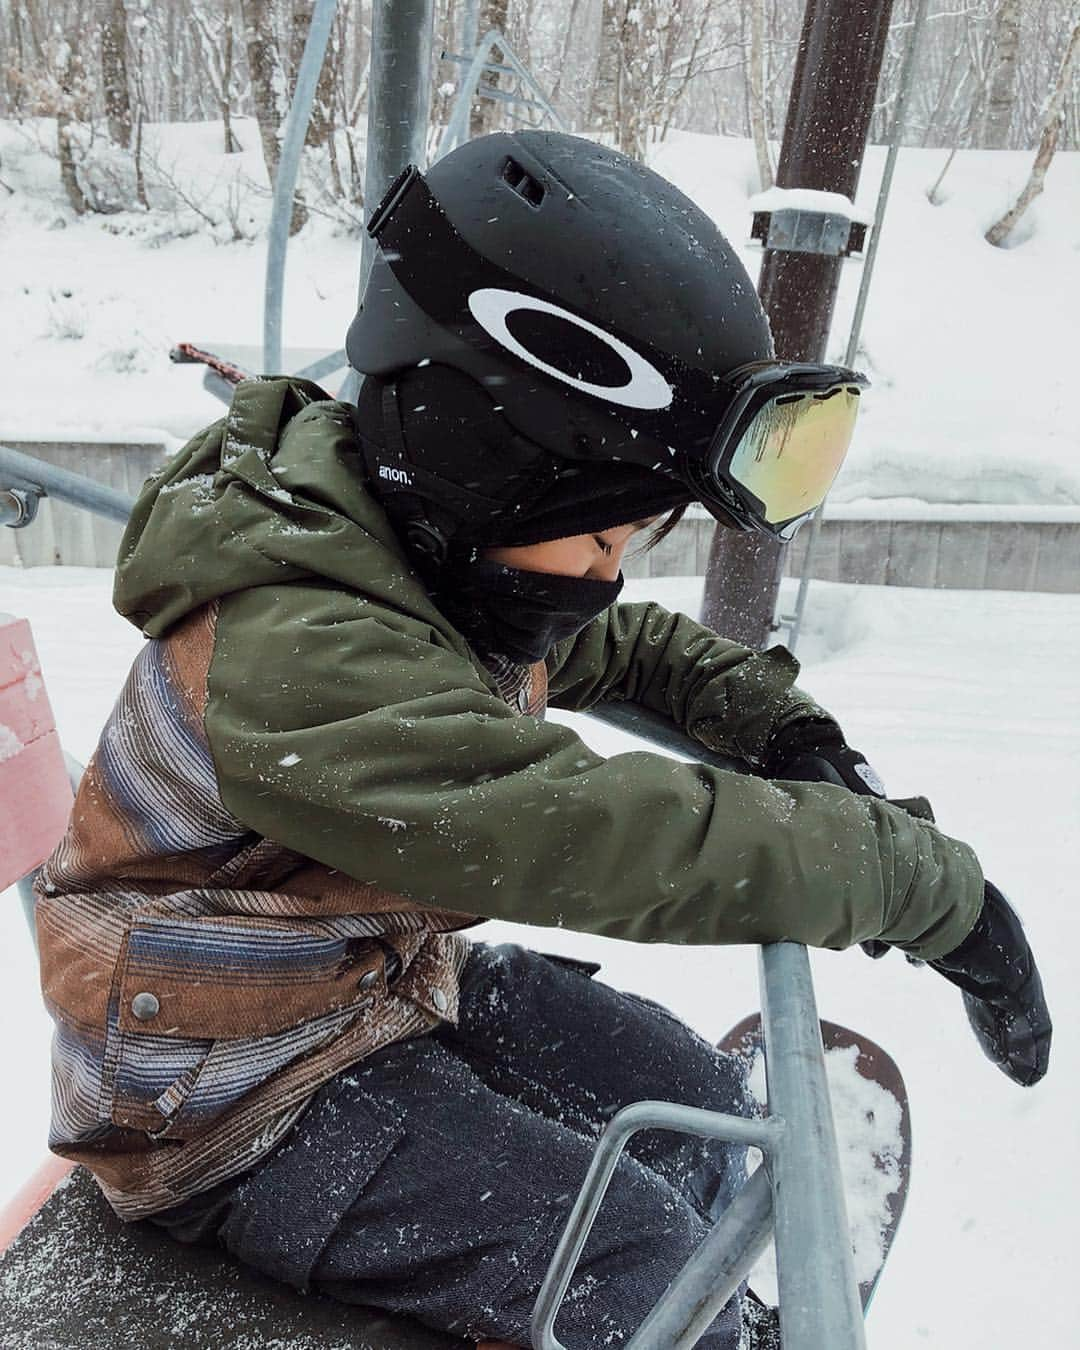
[358,968,379,993]
[516,688,529,713]
[131,992,160,1021]
[431,988,449,1014]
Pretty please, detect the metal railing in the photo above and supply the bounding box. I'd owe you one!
[0,444,135,529]
[560,702,868,1350]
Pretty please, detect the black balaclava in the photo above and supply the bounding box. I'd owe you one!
[356,367,693,662]
[438,560,625,664]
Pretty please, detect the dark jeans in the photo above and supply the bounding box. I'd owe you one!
[157,943,754,1348]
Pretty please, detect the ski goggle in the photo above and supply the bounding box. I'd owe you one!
[690,363,868,539]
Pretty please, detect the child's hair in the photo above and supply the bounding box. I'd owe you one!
[632,504,689,556]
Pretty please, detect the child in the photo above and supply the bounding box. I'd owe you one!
[36,132,1049,1349]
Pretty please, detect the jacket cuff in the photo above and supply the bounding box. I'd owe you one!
[692,646,833,767]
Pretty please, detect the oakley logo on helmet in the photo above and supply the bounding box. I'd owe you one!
[467,288,673,412]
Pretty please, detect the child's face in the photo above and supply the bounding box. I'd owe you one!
[481,518,658,582]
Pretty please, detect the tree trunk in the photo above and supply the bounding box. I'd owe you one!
[986,15,1080,245]
[57,115,88,215]
[589,0,623,136]
[470,0,510,139]
[982,0,1022,148]
[701,0,895,650]
[99,0,132,148]
[240,0,284,184]
[222,8,241,153]
[748,0,773,190]
[133,103,149,208]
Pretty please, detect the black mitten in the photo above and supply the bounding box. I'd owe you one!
[929,881,1051,1087]
[763,719,889,958]
[762,718,886,798]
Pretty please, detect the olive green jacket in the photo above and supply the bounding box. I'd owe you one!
[114,377,981,960]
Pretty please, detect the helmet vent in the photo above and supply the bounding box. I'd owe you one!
[501,157,545,208]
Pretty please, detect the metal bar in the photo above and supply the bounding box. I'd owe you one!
[586,700,745,775]
[0,490,28,527]
[441,52,517,76]
[760,941,865,1349]
[532,1100,783,1350]
[784,505,825,651]
[360,0,435,294]
[489,35,565,132]
[787,0,932,655]
[339,0,436,403]
[476,86,547,111]
[437,27,492,159]
[293,347,348,383]
[263,0,338,376]
[845,0,932,368]
[0,445,136,525]
[460,0,481,64]
[626,1167,775,1350]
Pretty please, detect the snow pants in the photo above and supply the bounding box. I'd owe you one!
[156,943,754,1348]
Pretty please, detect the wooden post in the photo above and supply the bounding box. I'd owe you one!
[701,0,895,650]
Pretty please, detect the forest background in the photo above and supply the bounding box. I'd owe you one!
[2,0,1078,239]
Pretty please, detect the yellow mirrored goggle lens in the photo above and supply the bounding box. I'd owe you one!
[727,386,861,524]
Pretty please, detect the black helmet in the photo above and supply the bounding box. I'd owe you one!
[347,131,866,556]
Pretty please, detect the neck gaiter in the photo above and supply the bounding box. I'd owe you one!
[436,559,624,664]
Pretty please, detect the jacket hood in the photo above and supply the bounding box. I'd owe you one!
[114,378,463,651]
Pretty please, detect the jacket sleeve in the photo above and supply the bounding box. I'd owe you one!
[204,584,982,960]
[545,602,829,768]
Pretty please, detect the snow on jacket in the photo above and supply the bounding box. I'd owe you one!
[36,377,983,1220]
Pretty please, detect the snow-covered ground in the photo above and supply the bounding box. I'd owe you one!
[1,119,1078,507]
[2,566,1076,1349]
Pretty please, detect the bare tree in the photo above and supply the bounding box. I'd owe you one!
[747,0,773,189]
[982,0,1022,148]
[98,0,131,146]
[986,8,1080,245]
[239,0,286,182]
[190,1,243,153]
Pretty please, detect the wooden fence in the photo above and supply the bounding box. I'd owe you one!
[625,506,1080,593]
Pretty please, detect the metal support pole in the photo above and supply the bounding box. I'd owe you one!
[339,0,435,403]
[532,1101,783,1350]
[437,29,565,161]
[760,941,866,1349]
[625,1167,775,1350]
[845,0,932,369]
[262,0,337,376]
[786,0,932,654]
[460,0,481,71]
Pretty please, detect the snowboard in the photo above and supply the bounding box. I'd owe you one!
[719,1014,912,1316]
